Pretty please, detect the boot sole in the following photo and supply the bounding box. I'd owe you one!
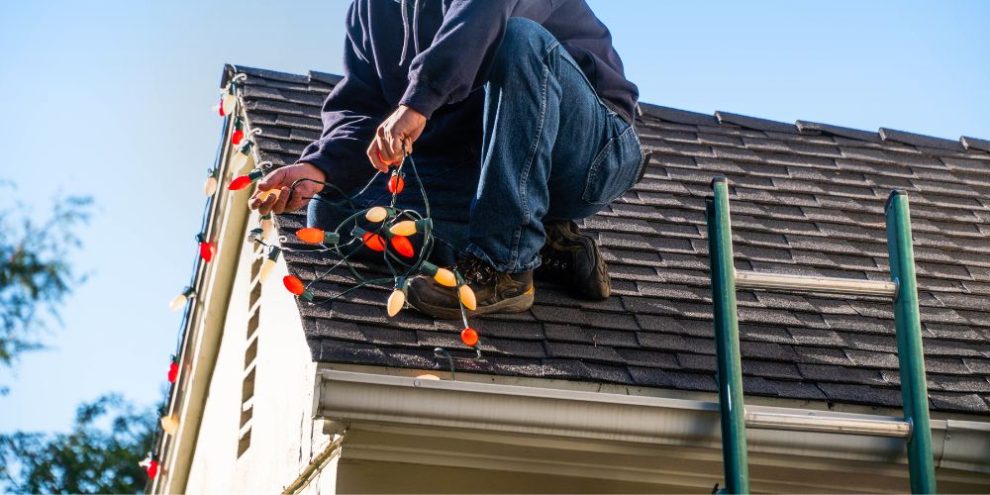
[408,288,535,320]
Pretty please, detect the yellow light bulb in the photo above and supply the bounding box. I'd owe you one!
[386,289,406,317]
[259,258,276,282]
[365,206,388,223]
[458,285,477,311]
[433,268,457,288]
[203,176,218,196]
[232,152,253,174]
[389,220,417,237]
[257,189,279,202]
[222,92,237,115]
[169,293,188,312]
[416,374,441,380]
[161,413,180,435]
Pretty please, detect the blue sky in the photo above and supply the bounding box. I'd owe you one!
[0,0,987,433]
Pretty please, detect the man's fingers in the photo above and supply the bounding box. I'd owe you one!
[256,168,285,191]
[255,191,279,215]
[270,186,292,214]
[367,140,389,173]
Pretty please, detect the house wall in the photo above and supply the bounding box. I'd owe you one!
[184,215,330,493]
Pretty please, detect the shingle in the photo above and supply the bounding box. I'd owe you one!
[796,120,881,143]
[716,111,797,134]
[959,136,990,153]
[879,128,966,152]
[640,104,718,126]
[818,383,902,407]
[798,363,885,386]
[929,392,990,413]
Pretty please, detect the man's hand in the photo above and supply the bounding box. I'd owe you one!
[249,162,326,215]
[367,105,427,173]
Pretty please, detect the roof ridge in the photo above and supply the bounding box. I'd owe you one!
[224,64,990,156]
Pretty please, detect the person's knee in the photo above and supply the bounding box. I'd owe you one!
[490,18,555,77]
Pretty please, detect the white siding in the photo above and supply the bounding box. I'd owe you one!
[185,223,331,493]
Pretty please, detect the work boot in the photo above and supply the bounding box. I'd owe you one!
[407,254,535,319]
[536,220,611,300]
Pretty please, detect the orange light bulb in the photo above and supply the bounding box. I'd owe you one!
[460,327,479,347]
[296,227,325,244]
[433,268,457,287]
[388,174,405,194]
[283,275,305,296]
[458,285,477,311]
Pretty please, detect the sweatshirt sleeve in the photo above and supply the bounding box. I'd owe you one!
[399,0,522,119]
[297,3,388,192]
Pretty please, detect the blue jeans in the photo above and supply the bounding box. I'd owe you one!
[309,18,643,272]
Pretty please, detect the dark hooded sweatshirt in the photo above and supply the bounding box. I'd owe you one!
[298,0,639,192]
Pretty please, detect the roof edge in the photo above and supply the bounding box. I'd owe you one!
[222,64,990,154]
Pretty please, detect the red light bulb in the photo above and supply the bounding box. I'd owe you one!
[146,459,159,479]
[231,129,244,145]
[362,232,386,252]
[216,97,226,117]
[199,240,215,263]
[388,174,405,195]
[460,327,479,347]
[229,175,252,191]
[167,360,179,384]
[296,227,325,244]
[283,275,305,296]
[390,235,415,258]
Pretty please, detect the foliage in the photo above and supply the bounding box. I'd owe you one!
[0,394,156,494]
[0,185,92,373]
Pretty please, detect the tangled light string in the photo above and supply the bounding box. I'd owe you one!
[236,154,483,350]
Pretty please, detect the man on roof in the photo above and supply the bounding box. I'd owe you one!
[251,0,643,319]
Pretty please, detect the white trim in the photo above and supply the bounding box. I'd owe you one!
[316,369,990,491]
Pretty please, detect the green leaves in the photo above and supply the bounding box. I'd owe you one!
[0,394,156,494]
[0,186,92,375]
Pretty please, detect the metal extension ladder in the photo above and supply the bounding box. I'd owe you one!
[704,177,936,494]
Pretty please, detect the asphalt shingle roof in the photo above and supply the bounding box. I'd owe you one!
[224,64,990,415]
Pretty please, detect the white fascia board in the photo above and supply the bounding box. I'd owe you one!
[316,369,990,475]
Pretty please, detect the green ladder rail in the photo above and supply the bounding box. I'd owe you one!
[705,177,936,494]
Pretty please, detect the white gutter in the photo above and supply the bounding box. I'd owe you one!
[316,370,990,475]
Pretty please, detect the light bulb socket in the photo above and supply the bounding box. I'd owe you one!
[181,287,196,298]
[238,140,254,155]
[233,116,244,130]
[260,213,272,221]
[266,245,281,261]
[247,168,264,181]
[420,261,439,276]
[323,232,340,245]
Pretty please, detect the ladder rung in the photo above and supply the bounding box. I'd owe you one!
[735,270,897,297]
[745,411,911,438]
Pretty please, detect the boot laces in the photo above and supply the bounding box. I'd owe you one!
[456,256,497,286]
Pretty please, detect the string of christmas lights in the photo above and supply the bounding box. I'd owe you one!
[235,152,484,348]
[151,72,485,485]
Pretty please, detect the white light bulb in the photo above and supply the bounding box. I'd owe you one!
[260,216,275,241]
[168,293,188,312]
[203,176,218,196]
[221,92,237,115]
[161,414,180,435]
[259,258,276,282]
